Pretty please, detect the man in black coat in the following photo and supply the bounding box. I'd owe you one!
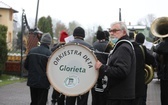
[153,37,168,105]
[24,33,52,105]
[91,30,113,105]
[65,27,93,105]
[131,33,157,105]
[95,21,136,105]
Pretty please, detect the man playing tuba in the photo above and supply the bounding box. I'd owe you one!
[150,16,168,105]
[153,37,168,105]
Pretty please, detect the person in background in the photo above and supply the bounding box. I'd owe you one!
[34,28,43,46]
[24,33,52,105]
[65,26,93,105]
[131,33,157,105]
[104,30,115,51]
[51,30,69,105]
[129,32,145,105]
[91,30,113,105]
[129,31,134,41]
[34,29,43,41]
[95,21,136,105]
[104,30,110,41]
[51,30,68,51]
[153,37,168,105]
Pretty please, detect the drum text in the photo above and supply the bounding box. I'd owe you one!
[60,65,86,73]
[53,50,82,65]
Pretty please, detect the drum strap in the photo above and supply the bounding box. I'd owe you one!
[94,39,134,92]
[107,39,134,65]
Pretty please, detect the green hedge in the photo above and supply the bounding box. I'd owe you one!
[0,25,8,76]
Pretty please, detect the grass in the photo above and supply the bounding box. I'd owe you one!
[0,74,27,87]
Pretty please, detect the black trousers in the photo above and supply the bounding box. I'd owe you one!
[160,79,168,105]
[142,85,147,105]
[106,99,134,105]
[91,88,107,105]
[66,91,89,105]
[132,97,143,105]
[51,88,65,105]
[30,87,49,105]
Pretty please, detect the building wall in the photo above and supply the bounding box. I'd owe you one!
[0,8,14,50]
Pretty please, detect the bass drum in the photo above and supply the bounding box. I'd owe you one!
[47,43,98,96]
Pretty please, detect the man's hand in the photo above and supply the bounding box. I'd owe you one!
[95,60,102,70]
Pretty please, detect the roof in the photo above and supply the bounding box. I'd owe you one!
[127,25,146,30]
[0,1,18,13]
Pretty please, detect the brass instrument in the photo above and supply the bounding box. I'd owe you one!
[143,17,167,84]
[151,17,168,38]
[145,17,168,84]
[153,38,162,44]
[145,64,154,84]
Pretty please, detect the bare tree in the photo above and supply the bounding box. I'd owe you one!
[147,14,156,25]
[54,20,67,40]
[137,14,156,27]
[85,28,95,45]
[68,21,80,35]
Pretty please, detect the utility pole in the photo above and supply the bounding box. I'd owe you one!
[20,9,25,77]
[119,8,122,21]
[35,0,40,29]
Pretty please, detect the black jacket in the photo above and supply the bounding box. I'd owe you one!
[93,40,113,92]
[153,39,168,80]
[99,36,136,99]
[132,42,145,97]
[69,38,93,50]
[93,40,113,64]
[24,44,52,89]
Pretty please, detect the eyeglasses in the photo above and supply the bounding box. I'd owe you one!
[109,29,122,33]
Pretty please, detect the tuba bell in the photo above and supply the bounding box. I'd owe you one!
[151,17,168,38]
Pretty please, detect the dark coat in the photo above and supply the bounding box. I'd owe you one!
[132,42,145,97]
[51,43,65,52]
[69,38,94,50]
[93,40,113,64]
[92,40,113,92]
[24,44,52,89]
[153,39,168,80]
[99,36,136,99]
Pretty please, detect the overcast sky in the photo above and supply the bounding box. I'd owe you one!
[2,0,168,29]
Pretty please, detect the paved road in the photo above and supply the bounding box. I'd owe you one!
[0,79,161,105]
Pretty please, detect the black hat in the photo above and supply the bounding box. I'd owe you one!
[129,32,134,39]
[73,27,85,38]
[135,33,145,44]
[104,30,110,40]
[96,31,106,40]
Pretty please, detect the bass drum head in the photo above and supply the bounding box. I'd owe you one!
[47,43,98,96]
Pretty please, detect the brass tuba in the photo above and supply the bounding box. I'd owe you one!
[145,64,154,84]
[151,17,168,38]
[145,17,168,84]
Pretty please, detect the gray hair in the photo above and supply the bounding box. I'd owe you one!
[110,21,129,35]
